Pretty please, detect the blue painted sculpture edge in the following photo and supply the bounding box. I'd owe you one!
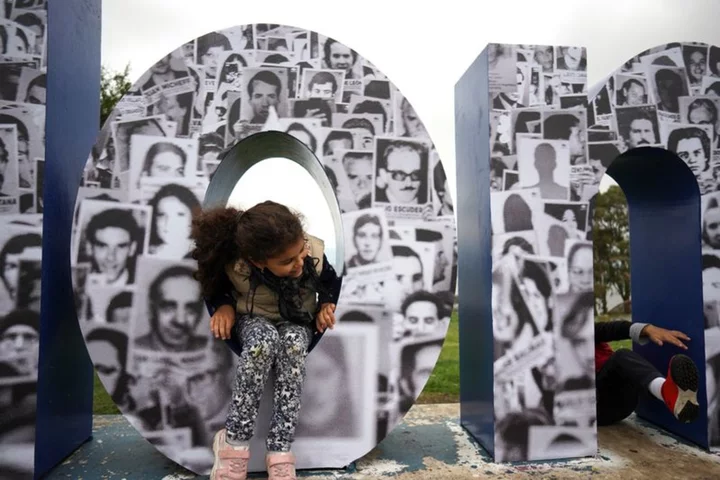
[36,0,102,476]
[455,46,495,456]
[201,131,345,357]
[606,147,709,449]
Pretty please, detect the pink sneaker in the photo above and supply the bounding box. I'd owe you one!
[266,451,297,479]
[210,429,250,480]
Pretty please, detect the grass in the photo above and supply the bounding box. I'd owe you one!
[94,371,119,415]
[92,312,631,413]
[416,312,459,404]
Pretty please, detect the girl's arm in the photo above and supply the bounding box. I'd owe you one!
[318,254,342,305]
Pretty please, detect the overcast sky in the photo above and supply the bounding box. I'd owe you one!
[102,0,720,203]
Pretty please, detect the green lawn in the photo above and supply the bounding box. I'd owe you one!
[417,313,460,404]
[93,371,119,415]
[92,312,630,413]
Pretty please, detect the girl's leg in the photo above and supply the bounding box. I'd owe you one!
[266,321,311,452]
[225,315,280,444]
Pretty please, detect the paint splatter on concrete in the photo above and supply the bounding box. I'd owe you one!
[47,405,720,479]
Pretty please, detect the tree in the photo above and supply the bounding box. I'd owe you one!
[592,185,631,313]
[100,64,132,125]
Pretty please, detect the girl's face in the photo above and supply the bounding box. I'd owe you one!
[156,196,192,243]
[354,222,382,262]
[254,236,309,278]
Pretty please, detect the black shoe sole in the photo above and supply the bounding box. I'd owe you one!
[669,354,699,423]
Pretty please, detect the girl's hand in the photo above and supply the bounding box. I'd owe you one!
[211,304,236,340]
[316,303,336,332]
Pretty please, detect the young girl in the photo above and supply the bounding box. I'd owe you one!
[190,200,342,480]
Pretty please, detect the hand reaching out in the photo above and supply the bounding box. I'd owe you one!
[642,324,690,350]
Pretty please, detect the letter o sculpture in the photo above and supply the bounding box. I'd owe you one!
[70,24,456,474]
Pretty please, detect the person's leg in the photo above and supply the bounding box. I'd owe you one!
[211,315,279,480]
[596,349,647,426]
[225,315,280,443]
[596,348,699,425]
[265,321,311,478]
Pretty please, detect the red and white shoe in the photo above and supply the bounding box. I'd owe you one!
[661,354,700,424]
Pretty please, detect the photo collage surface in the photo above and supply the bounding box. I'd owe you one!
[72,23,457,473]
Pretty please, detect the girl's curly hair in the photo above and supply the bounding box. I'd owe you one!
[190,200,305,299]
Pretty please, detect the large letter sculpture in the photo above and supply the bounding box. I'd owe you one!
[0,0,99,478]
[457,43,598,462]
[69,24,457,474]
[585,42,720,450]
[457,41,720,462]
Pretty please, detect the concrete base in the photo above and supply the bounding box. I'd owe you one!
[47,404,720,479]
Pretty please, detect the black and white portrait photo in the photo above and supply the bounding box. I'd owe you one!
[129,257,209,355]
[335,148,373,209]
[542,110,587,166]
[0,124,19,198]
[0,226,41,314]
[492,230,540,263]
[543,202,588,240]
[555,46,587,73]
[0,103,45,190]
[140,179,203,260]
[683,44,709,90]
[397,290,450,341]
[387,239,436,308]
[239,67,289,124]
[300,69,344,101]
[112,116,171,173]
[342,208,392,273]
[490,188,541,235]
[373,137,430,210]
[214,50,251,98]
[615,74,649,106]
[614,104,661,150]
[128,135,198,201]
[144,83,195,138]
[333,113,382,148]
[74,200,150,287]
[661,123,714,182]
[265,324,379,466]
[281,118,322,154]
[349,96,390,134]
[679,96,720,149]
[565,240,593,293]
[393,92,429,138]
[516,138,571,200]
[397,334,444,415]
[648,65,690,116]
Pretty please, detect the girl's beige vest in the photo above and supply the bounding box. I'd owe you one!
[224,235,325,321]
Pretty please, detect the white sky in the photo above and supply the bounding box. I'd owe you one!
[228,157,339,264]
[102,0,720,201]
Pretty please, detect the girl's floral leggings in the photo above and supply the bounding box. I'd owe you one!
[224,314,310,452]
